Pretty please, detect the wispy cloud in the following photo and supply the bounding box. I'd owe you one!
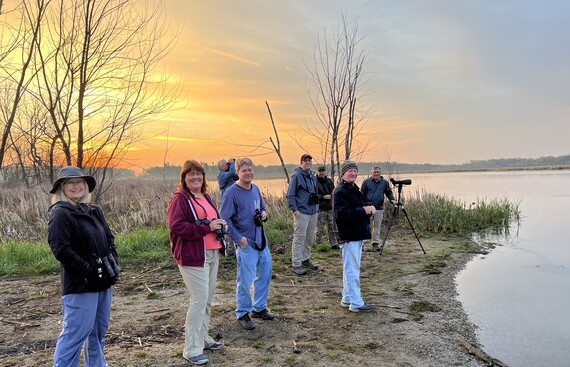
[154,136,197,143]
[199,44,261,67]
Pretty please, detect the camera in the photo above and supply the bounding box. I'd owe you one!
[254,209,266,227]
[390,178,412,186]
[309,192,319,205]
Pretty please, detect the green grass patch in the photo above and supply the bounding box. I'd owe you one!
[0,227,171,277]
[0,241,59,276]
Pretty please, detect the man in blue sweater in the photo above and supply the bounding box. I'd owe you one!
[360,166,395,251]
[220,158,274,330]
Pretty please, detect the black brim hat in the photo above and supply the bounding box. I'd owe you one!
[50,166,96,194]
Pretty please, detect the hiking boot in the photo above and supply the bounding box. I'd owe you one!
[238,314,256,330]
[251,309,275,320]
[292,266,307,275]
[330,244,340,250]
[302,260,318,270]
[204,341,224,350]
[183,353,208,365]
[372,243,380,251]
[349,303,374,313]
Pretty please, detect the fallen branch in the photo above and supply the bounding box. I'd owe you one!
[144,308,170,314]
[457,335,509,366]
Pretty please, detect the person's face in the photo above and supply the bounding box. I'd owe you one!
[185,170,203,192]
[62,178,86,202]
[301,158,312,170]
[317,169,326,178]
[371,168,381,180]
[343,168,358,184]
[238,164,254,184]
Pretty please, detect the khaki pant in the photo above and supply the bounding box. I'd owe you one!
[291,212,318,267]
[370,209,385,244]
[178,250,219,358]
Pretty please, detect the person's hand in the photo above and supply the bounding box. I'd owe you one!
[209,218,226,232]
[261,211,268,221]
[293,210,300,218]
[324,194,331,200]
[364,205,376,216]
[239,237,248,247]
[390,199,396,205]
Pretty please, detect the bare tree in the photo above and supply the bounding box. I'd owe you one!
[265,101,290,183]
[25,0,181,200]
[0,0,49,169]
[305,14,371,182]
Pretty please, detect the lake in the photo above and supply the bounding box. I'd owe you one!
[256,169,570,366]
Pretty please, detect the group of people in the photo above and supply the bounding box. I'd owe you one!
[46,157,396,366]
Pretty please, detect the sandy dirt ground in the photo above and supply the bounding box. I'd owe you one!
[1,236,504,367]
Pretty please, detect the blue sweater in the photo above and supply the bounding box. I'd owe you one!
[220,183,267,246]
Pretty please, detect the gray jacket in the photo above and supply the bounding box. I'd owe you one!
[287,167,319,215]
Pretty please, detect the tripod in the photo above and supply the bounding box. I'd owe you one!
[379,182,426,256]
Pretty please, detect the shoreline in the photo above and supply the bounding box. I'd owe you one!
[0,237,506,366]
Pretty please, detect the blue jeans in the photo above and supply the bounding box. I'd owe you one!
[54,289,112,367]
[341,241,364,308]
[235,242,272,318]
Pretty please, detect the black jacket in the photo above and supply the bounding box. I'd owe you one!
[317,176,335,211]
[332,181,371,242]
[48,202,118,295]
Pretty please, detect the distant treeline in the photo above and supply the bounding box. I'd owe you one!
[137,154,570,180]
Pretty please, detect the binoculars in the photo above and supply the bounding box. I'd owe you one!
[97,254,120,278]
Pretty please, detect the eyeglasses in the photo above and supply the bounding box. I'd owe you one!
[64,179,85,186]
[186,171,203,177]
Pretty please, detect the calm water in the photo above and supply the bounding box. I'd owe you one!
[398,170,570,367]
[257,170,570,366]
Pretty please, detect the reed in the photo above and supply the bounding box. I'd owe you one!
[394,189,520,236]
[0,179,519,276]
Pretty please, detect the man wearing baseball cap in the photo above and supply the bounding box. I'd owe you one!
[286,153,319,275]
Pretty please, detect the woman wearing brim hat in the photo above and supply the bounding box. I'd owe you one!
[47,166,119,366]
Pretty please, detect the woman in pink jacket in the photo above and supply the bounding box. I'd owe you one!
[168,159,226,365]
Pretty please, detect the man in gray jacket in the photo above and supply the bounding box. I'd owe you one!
[287,153,319,275]
[361,166,395,251]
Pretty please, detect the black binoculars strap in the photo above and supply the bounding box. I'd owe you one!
[252,224,267,252]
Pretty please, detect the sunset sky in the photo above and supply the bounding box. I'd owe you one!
[128,0,570,170]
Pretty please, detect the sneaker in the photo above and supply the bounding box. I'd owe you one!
[204,341,224,350]
[340,301,350,308]
[292,266,307,275]
[238,314,256,330]
[184,353,208,365]
[349,303,374,313]
[302,260,318,270]
[252,309,275,320]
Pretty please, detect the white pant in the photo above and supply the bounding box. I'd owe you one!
[178,250,219,358]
